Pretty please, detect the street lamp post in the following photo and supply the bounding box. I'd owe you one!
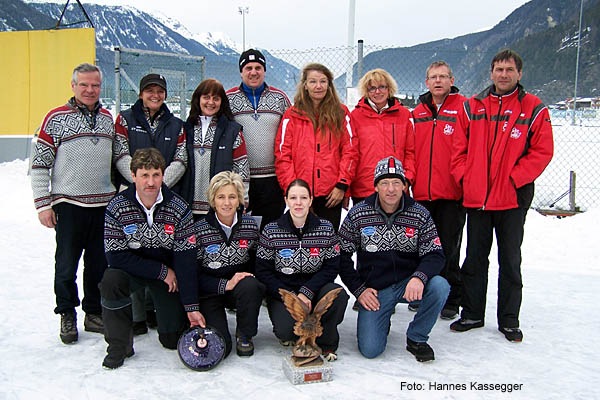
[238,6,249,52]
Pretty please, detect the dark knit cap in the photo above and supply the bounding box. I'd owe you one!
[373,157,406,186]
[139,73,167,95]
[239,48,266,72]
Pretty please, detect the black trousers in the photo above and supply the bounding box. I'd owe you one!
[248,176,285,230]
[53,202,107,315]
[420,199,466,310]
[311,196,342,232]
[100,269,187,357]
[198,277,265,357]
[460,205,529,328]
[267,282,349,352]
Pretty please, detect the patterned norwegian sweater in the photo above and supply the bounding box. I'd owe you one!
[31,98,116,211]
[104,184,199,311]
[195,209,259,296]
[255,211,340,301]
[338,192,445,298]
[227,84,290,178]
[191,116,250,214]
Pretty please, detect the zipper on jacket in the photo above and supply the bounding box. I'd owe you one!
[252,88,258,120]
[483,96,503,209]
[392,124,396,152]
[428,119,436,200]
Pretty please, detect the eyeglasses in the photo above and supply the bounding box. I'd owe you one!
[427,74,451,81]
[367,85,388,93]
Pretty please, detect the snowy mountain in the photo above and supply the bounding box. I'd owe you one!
[4,0,298,97]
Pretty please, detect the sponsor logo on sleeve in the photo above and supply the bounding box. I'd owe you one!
[188,235,196,244]
[405,227,415,238]
[434,237,441,246]
[164,224,174,234]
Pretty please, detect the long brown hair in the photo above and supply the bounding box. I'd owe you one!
[187,79,233,124]
[293,63,345,138]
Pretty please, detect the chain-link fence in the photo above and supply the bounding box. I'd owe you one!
[113,44,599,212]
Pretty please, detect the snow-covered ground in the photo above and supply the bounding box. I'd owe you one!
[1,159,598,399]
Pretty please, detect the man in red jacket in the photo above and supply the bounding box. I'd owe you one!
[450,50,553,342]
[412,61,467,320]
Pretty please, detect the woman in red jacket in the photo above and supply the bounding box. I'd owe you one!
[275,63,357,231]
[350,69,415,204]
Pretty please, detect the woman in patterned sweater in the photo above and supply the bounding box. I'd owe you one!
[255,179,349,360]
[195,171,264,357]
[182,79,250,217]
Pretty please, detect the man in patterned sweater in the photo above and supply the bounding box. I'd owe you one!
[339,157,449,362]
[227,49,291,228]
[30,63,115,345]
[100,148,205,369]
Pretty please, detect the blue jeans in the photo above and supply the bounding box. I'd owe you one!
[357,275,449,358]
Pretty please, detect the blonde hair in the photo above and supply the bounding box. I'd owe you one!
[358,69,397,99]
[207,171,245,209]
[293,63,345,138]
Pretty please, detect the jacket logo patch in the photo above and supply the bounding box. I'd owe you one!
[188,235,196,244]
[279,249,294,258]
[334,243,340,252]
[218,146,226,149]
[510,127,522,139]
[310,248,320,257]
[443,124,454,135]
[123,224,137,235]
[443,110,457,114]
[502,121,508,132]
[164,224,174,234]
[208,261,222,269]
[362,227,376,236]
[505,110,513,114]
[206,244,220,254]
[239,239,248,249]
[434,237,441,246]
[405,227,415,238]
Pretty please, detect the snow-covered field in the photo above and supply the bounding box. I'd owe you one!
[1,159,598,399]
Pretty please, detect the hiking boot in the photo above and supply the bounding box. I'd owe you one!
[132,321,148,336]
[60,312,78,344]
[498,327,523,342]
[406,338,434,362]
[450,318,484,332]
[102,348,135,369]
[146,310,157,329]
[440,307,459,320]
[236,333,254,357]
[84,314,104,334]
[323,350,338,362]
[407,303,419,312]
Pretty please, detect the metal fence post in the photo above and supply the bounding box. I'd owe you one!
[569,171,577,211]
[114,47,121,115]
[357,39,364,81]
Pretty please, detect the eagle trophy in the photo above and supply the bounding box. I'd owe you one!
[278,287,343,366]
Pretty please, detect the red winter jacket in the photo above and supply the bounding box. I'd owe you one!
[412,88,466,201]
[275,105,357,197]
[349,98,415,198]
[451,84,554,210]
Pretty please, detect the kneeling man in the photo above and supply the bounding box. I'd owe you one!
[100,148,205,369]
[339,157,449,362]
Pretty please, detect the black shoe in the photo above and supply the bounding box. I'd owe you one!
[102,348,135,369]
[84,314,104,334]
[450,318,484,332]
[498,327,523,342]
[440,307,459,320]
[132,321,148,336]
[236,333,254,357]
[146,310,157,329]
[406,338,434,362]
[60,312,78,344]
[407,303,419,312]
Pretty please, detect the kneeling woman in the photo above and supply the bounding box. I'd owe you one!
[195,171,265,357]
[255,179,349,360]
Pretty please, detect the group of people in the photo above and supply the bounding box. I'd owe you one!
[31,47,553,369]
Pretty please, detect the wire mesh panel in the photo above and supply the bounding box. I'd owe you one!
[114,47,205,119]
